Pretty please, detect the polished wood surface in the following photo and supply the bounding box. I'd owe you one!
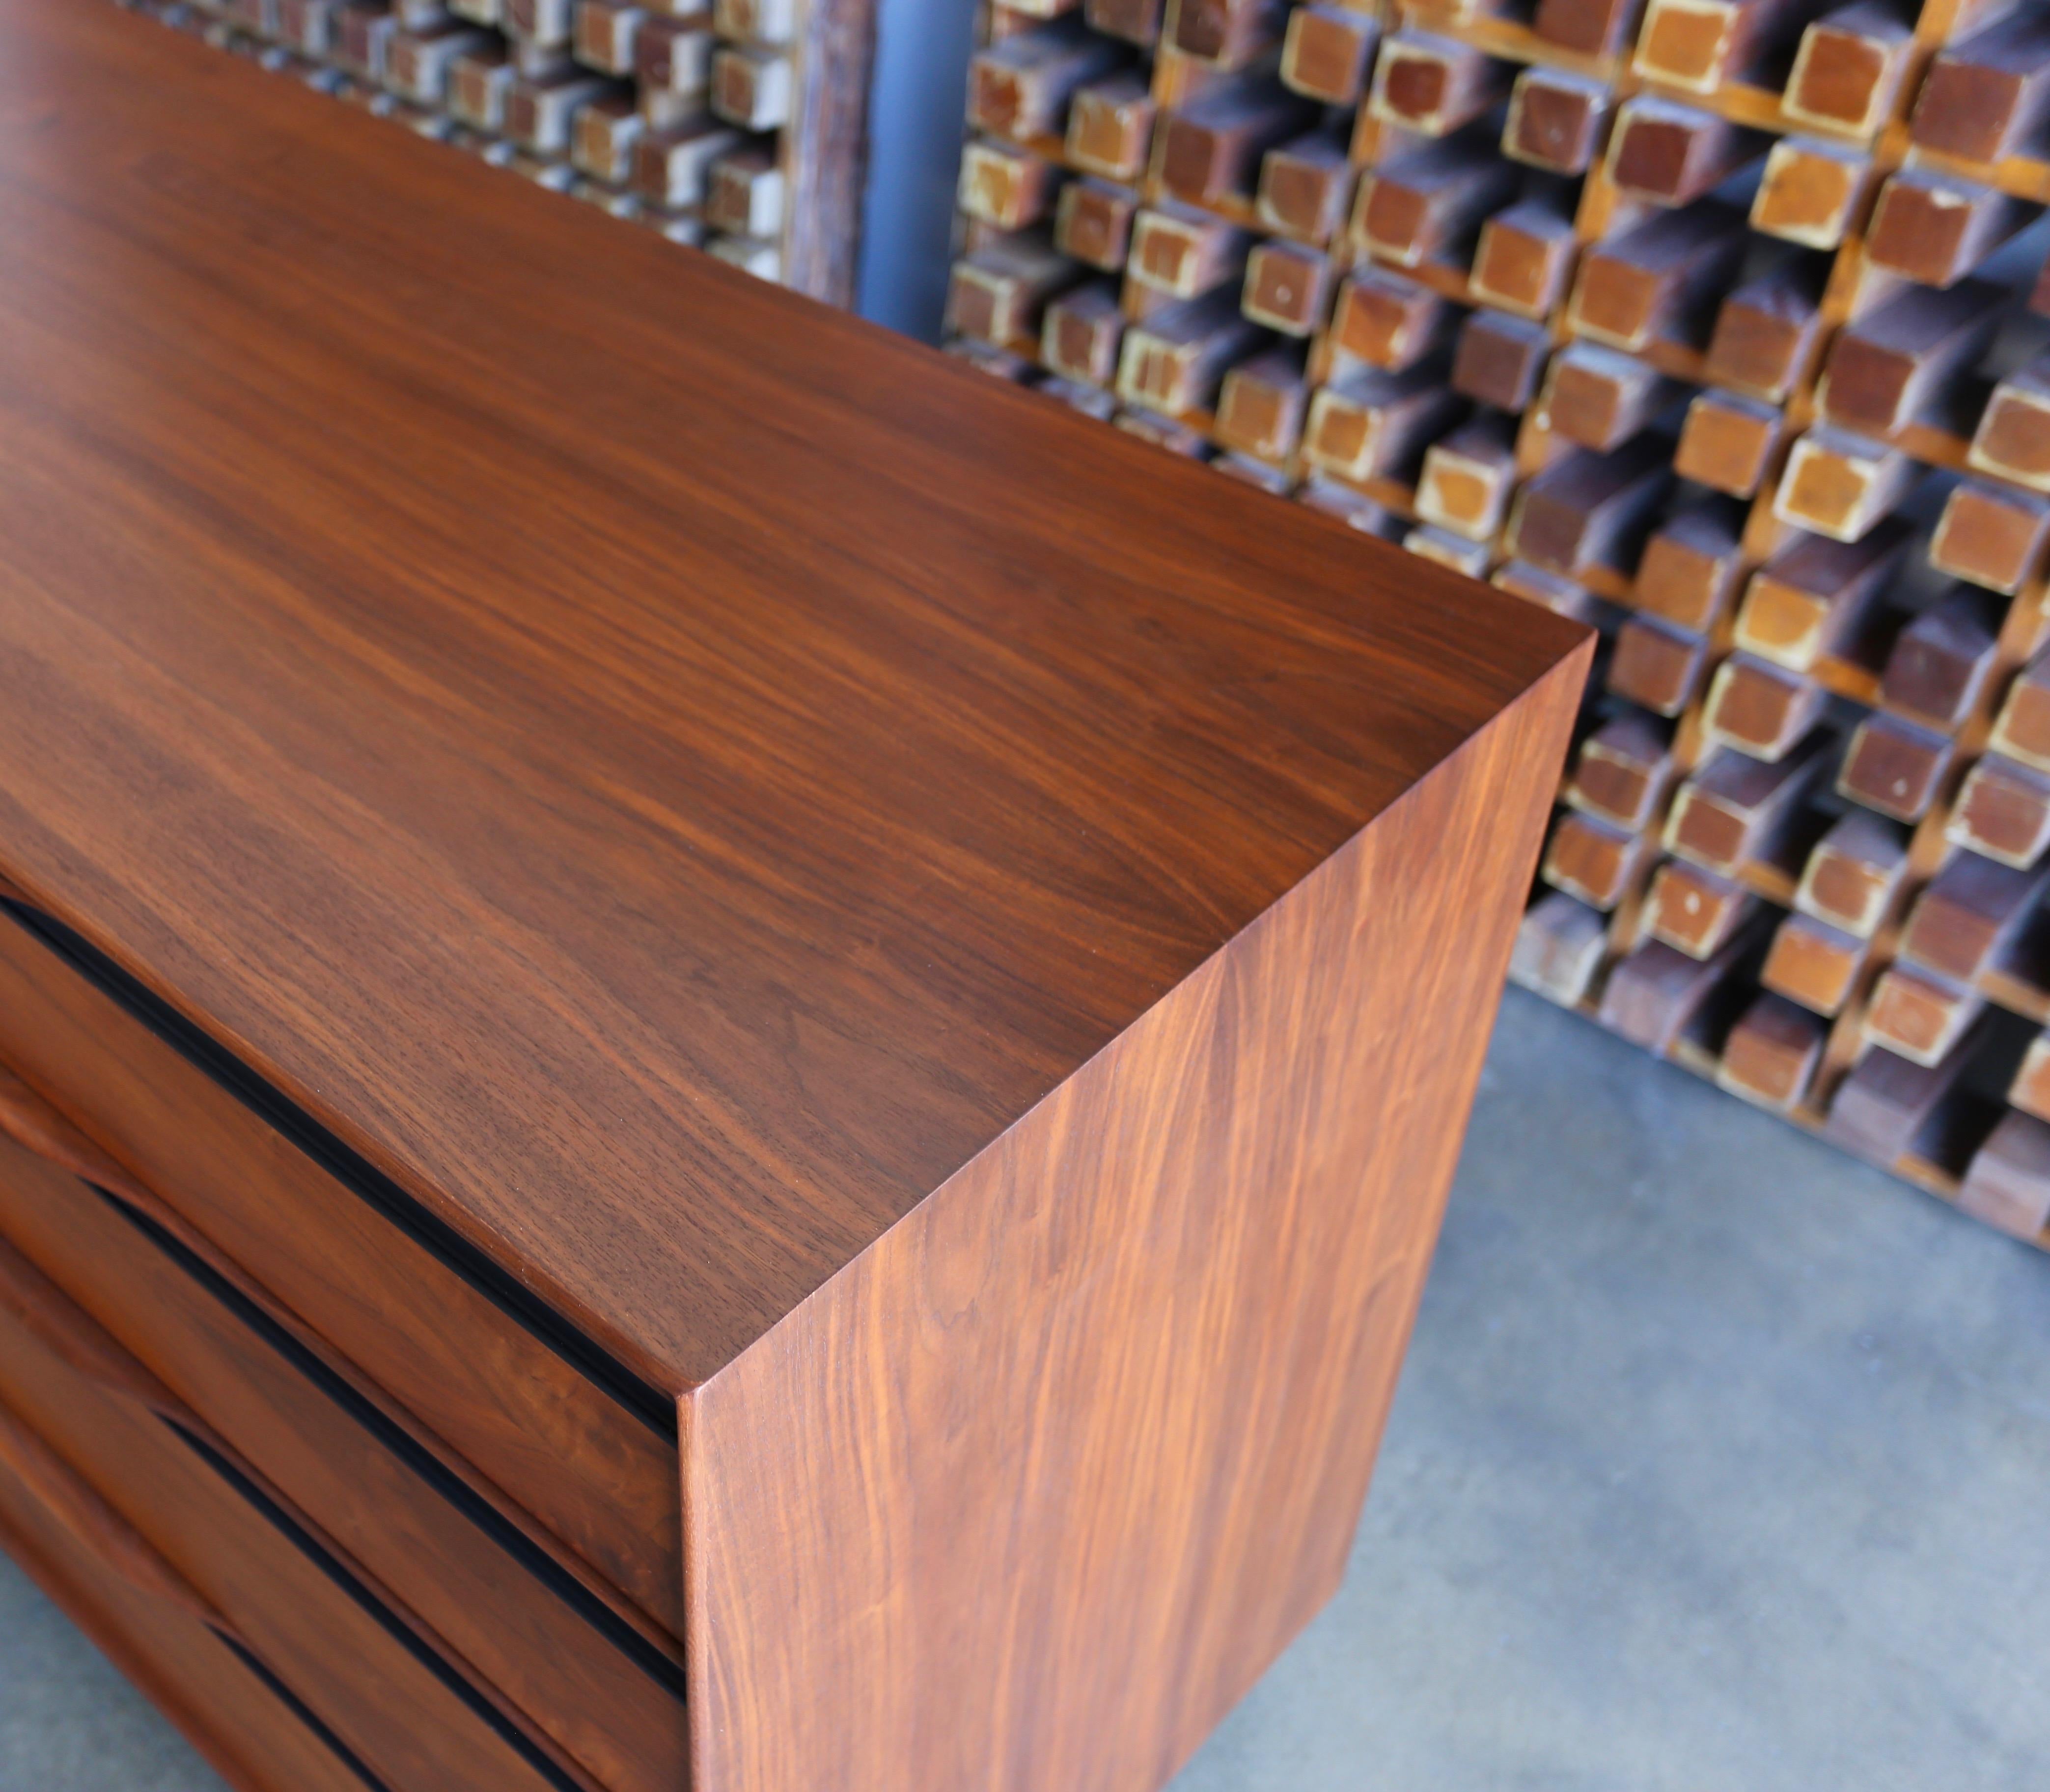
[0,911,686,1635]
[0,1118,688,1792]
[685,670,1583,1792]
[0,10,1593,1789]
[0,0,1585,1393]
[0,1226,591,1792]
[0,1496,367,1792]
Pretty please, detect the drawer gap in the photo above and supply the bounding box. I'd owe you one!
[165,1417,591,1792]
[94,1181,690,1702]
[207,1625,394,1792]
[0,899,675,1440]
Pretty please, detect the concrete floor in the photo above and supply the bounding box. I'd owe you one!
[1,990,2046,1791]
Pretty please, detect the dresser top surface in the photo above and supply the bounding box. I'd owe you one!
[0,0,1583,1386]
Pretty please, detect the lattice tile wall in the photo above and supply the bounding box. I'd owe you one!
[118,0,874,304]
[944,0,2050,1246]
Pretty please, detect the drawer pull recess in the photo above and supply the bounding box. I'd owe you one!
[0,1378,395,1792]
[0,1063,245,1313]
[0,1387,223,1632]
[0,1064,161,1218]
[0,1231,183,1424]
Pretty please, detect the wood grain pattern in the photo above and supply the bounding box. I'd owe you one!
[0,1228,595,1792]
[0,15,1596,1788]
[0,1120,689,1792]
[0,0,1586,1396]
[0,1349,215,1630]
[0,1489,369,1792]
[0,913,687,1637]
[682,662,1586,1792]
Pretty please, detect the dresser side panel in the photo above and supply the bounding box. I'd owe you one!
[682,650,1588,1792]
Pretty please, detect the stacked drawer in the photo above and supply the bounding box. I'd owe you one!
[0,898,690,1792]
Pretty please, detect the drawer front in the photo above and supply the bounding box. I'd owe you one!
[0,1410,377,1792]
[0,1124,690,1792]
[0,897,683,1634]
[0,1231,593,1792]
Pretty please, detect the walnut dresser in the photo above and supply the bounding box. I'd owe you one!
[0,5,1589,1790]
